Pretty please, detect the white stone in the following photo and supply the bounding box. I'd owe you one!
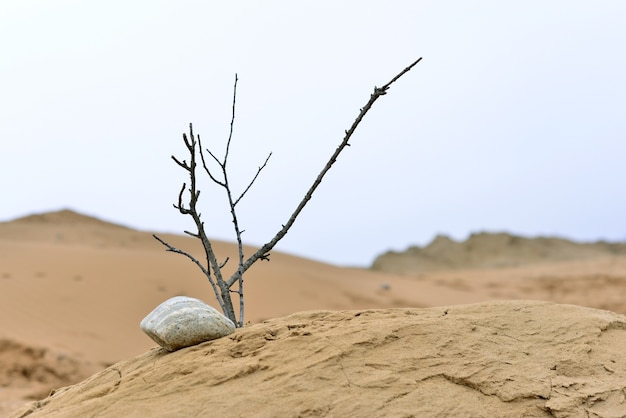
[140,296,235,351]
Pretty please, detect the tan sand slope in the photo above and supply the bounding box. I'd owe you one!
[3,209,626,416]
[12,301,626,418]
[0,209,423,365]
[0,209,430,414]
[372,232,626,273]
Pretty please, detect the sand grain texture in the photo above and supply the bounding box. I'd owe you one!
[12,301,626,418]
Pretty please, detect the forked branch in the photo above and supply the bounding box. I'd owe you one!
[154,58,422,327]
[229,57,423,286]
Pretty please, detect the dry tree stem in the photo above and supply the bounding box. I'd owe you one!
[197,74,273,327]
[154,57,422,327]
[228,57,423,287]
[156,124,236,321]
[152,233,224,308]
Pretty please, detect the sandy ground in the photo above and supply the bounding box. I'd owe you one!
[13,301,626,417]
[2,210,626,416]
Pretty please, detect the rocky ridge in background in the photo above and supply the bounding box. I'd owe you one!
[372,232,626,274]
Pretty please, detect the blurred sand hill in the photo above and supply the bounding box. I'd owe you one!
[2,210,626,416]
[372,232,626,273]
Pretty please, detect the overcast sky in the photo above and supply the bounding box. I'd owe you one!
[2,1,625,266]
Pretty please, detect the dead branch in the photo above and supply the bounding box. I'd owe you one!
[235,152,272,207]
[155,124,237,323]
[227,57,423,287]
[154,57,422,327]
[152,234,225,308]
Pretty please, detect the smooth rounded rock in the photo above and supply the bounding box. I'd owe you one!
[140,296,235,352]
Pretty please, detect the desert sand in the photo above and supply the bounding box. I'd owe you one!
[2,209,626,416]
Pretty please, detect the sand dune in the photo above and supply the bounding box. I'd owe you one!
[372,232,626,273]
[0,210,422,363]
[2,209,626,416]
[12,301,626,417]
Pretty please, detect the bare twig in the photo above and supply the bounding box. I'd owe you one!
[199,137,224,186]
[224,74,238,164]
[184,74,257,327]
[227,57,423,287]
[235,152,272,206]
[219,74,248,327]
[152,234,225,308]
[154,58,422,327]
[158,124,237,322]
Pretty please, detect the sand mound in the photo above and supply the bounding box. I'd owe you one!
[0,209,424,415]
[0,338,82,388]
[372,232,626,273]
[12,301,626,417]
[8,209,128,228]
[0,338,95,415]
[4,210,626,415]
[0,209,155,249]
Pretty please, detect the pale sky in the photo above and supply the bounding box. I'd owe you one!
[2,1,625,266]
